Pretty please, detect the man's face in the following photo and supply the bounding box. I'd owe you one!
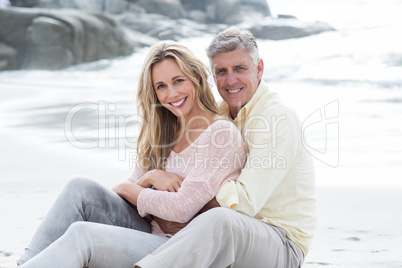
[212,48,264,118]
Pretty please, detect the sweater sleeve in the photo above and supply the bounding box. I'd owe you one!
[127,159,147,183]
[136,120,246,223]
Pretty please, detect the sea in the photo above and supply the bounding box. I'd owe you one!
[0,0,401,188]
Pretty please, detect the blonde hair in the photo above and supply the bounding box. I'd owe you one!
[137,41,218,171]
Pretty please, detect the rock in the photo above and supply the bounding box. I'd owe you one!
[35,0,137,14]
[239,17,336,40]
[239,0,271,16]
[180,0,206,11]
[136,0,185,19]
[0,42,18,70]
[118,13,169,34]
[0,1,337,70]
[0,7,139,70]
[205,0,242,24]
[23,16,74,69]
[10,0,41,7]
[180,0,269,24]
[278,14,298,19]
[187,10,207,23]
[0,7,38,68]
[117,12,216,41]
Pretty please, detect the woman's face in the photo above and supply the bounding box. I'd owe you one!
[152,58,199,119]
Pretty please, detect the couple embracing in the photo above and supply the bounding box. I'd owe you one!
[18,26,316,268]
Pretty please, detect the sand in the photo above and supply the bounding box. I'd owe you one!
[1,91,401,268]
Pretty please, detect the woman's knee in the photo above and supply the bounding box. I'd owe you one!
[65,176,96,191]
[63,176,104,198]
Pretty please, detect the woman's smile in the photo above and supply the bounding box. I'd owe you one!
[152,58,200,119]
[170,97,187,108]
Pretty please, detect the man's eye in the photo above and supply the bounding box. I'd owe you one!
[235,66,245,71]
[216,69,226,75]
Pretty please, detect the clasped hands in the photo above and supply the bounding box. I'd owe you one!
[112,169,188,234]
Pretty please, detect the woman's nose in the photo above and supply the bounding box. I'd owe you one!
[167,86,179,98]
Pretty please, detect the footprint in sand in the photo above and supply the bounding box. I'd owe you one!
[345,237,361,241]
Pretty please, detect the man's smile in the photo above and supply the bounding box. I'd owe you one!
[227,87,242,93]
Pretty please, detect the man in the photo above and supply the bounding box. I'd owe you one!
[136,26,316,268]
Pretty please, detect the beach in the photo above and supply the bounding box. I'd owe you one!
[1,83,402,268]
[1,136,402,267]
[1,0,402,266]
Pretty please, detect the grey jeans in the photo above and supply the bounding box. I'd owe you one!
[18,177,168,267]
[136,207,304,268]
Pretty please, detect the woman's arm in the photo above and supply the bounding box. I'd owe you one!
[114,170,184,204]
[154,197,221,234]
[136,121,246,223]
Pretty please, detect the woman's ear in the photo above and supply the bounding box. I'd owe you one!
[194,73,202,86]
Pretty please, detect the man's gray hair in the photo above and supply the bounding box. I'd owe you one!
[206,26,261,67]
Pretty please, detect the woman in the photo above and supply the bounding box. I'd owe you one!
[18,41,246,267]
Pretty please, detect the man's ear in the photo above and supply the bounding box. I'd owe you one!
[257,59,264,79]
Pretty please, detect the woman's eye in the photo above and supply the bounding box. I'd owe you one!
[175,79,184,84]
[156,84,165,90]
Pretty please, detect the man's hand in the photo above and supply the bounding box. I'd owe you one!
[199,197,221,214]
[154,198,221,235]
[154,217,188,235]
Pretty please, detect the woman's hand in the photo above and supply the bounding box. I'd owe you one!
[137,170,184,192]
[112,181,143,206]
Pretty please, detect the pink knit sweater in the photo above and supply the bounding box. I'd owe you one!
[128,119,246,236]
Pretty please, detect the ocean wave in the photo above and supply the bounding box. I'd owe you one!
[383,53,402,67]
[299,78,402,88]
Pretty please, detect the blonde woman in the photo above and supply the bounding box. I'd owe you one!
[18,41,246,268]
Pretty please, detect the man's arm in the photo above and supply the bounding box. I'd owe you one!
[217,107,300,216]
[155,198,220,234]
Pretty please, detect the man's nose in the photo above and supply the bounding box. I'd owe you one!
[226,72,237,85]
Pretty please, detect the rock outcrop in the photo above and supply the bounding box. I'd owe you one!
[117,12,225,41]
[10,0,271,23]
[0,0,336,71]
[0,7,139,70]
[239,17,335,40]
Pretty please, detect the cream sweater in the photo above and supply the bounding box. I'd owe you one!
[216,80,317,257]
